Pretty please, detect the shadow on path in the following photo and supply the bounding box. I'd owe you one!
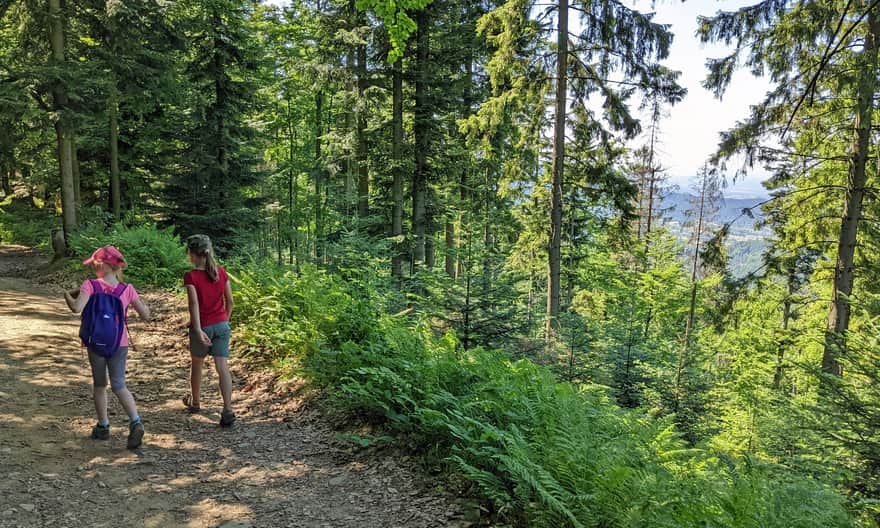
[0,248,461,528]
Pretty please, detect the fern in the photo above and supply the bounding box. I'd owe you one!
[448,455,514,508]
[231,261,856,528]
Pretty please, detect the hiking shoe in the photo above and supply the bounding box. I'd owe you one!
[219,409,236,428]
[91,423,110,440]
[127,420,145,450]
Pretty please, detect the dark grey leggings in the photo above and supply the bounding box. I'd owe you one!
[88,347,129,391]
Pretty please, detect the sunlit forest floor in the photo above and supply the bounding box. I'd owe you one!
[0,246,463,528]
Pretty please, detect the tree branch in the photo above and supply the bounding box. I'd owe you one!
[782,0,879,137]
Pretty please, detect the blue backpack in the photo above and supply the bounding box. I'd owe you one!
[79,280,128,358]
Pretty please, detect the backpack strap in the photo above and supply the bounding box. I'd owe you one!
[88,280,127,297]
[113,282,132,350]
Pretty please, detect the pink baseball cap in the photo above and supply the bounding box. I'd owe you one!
[83,245,127,269]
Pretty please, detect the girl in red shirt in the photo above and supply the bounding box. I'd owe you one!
[182,234,235,427]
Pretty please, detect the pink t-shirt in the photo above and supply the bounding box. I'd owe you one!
[80,279,140,346]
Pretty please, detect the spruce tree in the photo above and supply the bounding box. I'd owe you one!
[164,0,263,251]
[700,0,880,376]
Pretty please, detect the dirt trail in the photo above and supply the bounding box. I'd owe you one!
[0,246,460,528]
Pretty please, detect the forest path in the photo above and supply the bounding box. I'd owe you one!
[0,245,460,528]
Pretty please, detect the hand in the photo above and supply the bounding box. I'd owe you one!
[63,290,77,311]
[198,330,211,347]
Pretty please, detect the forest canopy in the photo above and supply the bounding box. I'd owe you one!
[2,0,879,526]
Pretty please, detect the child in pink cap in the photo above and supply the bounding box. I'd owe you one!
[64,246,151,449]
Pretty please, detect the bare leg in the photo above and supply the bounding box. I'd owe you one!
[190,355,205,407]
[213,356,233,412]
[112,387,139,421]
[93,386,109,423]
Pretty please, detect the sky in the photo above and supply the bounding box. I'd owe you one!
[263,0,775,197]
[626,0,773,197]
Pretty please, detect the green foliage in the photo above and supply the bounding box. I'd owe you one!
[69,217,189,289]
[816,314,880,524]
[231,263,380,370]
[356,0,433,62]
[160,0,265,253]
[235,262,853,527]
[0,197,59,248]
[2,0,877,523]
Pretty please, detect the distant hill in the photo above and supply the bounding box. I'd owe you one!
[659,192,768,234]
[657,192,770,278]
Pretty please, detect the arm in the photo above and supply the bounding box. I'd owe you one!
[186,285,211,346]
[223,280,234,319]
[64,289,90,314]
[63,289,77,311]
[132,297,151,322]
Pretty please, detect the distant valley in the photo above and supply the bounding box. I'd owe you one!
[657,192,771,278]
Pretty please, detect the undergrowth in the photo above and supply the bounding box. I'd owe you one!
[0,202,189,290]
[0,196,59,248]
[232,264,854,528]
[68,212,189,289]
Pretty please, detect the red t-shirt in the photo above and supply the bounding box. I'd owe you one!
[183,266,229,327]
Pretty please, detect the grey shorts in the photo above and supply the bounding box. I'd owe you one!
[189,321,231,358]
[88,347,128,391]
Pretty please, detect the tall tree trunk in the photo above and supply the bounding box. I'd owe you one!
[644,105,659,242]
[482,162,495,289]
[566,213,575,305]
[391,58,404,283]
[345,47,355,219]
[109,84,121,220]
[49,0,76,244]
[635,166,645,240]
[676,169,708,404]
[640,106,661,339]
[445,218,455,276]
[823,12,879,376]
[774,273,795,389]
[546,0,568,340]
[620,311,638,407]
[463,232,473,350]
[426,202,436,268]
[527,253,535,332]
[412,9,429,267]
[644,166,657,239]
[356,27,369,219]
[314,90,324,260]
[54,120,76,244]
[455,44,475,281]
[287,98,299,270]
[456,171,470,279]
[71,142,80,206]
[276,212,282,265]
[1,167,11,196]
[211,8,228,207]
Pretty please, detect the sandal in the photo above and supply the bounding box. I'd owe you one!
[182,394,200,413]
